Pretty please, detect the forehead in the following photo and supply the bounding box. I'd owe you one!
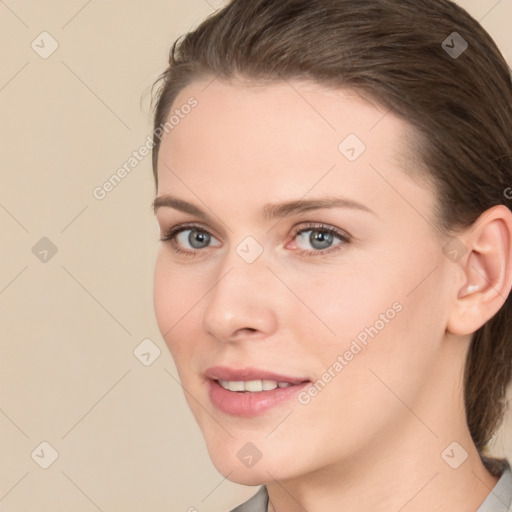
[165,78,396,152]
[156,78,434,227]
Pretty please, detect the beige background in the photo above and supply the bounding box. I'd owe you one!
[0,1,511,511]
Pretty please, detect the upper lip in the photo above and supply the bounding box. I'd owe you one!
[205,366,310,384]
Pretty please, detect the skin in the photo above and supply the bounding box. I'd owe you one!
[153,78,512,512]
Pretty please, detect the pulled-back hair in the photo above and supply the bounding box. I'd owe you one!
[151,0,512,464]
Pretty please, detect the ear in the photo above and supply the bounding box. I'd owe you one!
[446,205,512,336]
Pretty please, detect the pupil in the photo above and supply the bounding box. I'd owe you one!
[190,230,209,248]
[311,231,332,249]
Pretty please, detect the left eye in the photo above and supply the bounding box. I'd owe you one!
[293,227,348,252]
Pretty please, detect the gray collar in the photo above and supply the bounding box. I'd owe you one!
[477,464,512,512]
[229,486,268,512]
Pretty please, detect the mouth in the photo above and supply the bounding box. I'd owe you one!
[205,366,311,417]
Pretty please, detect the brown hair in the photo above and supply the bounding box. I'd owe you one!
[151,0,512,465]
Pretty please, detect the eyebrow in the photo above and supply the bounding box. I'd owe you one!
[152,195,377,220]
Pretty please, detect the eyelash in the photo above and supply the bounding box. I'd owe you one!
[159,222,351,258]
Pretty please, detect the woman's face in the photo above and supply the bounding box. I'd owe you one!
[153,79,456,483]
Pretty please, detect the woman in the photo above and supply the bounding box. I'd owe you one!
[150,0,512,510]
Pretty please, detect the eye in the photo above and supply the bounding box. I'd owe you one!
[160,224,220,256]
[289,223,350,256]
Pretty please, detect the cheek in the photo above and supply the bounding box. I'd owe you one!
[328,278,445,418]
[285,264,395,347]
[296,253,441,395]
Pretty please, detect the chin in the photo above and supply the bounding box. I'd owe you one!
[208,445,304,486]
[204,441,270,483]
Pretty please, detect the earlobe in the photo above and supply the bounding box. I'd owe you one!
[447,205,512,336]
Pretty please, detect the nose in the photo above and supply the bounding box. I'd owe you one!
[201,249,280,343]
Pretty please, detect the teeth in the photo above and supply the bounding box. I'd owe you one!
[244,380,263,392]
[218,379,294,392]
[262,380,278,390]
[225,380,244,391]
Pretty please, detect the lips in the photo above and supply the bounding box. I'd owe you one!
[205,366,311,417]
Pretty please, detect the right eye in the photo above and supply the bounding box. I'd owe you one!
[160,224,221,256]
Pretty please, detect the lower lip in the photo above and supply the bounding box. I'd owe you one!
[208,379,310,417]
